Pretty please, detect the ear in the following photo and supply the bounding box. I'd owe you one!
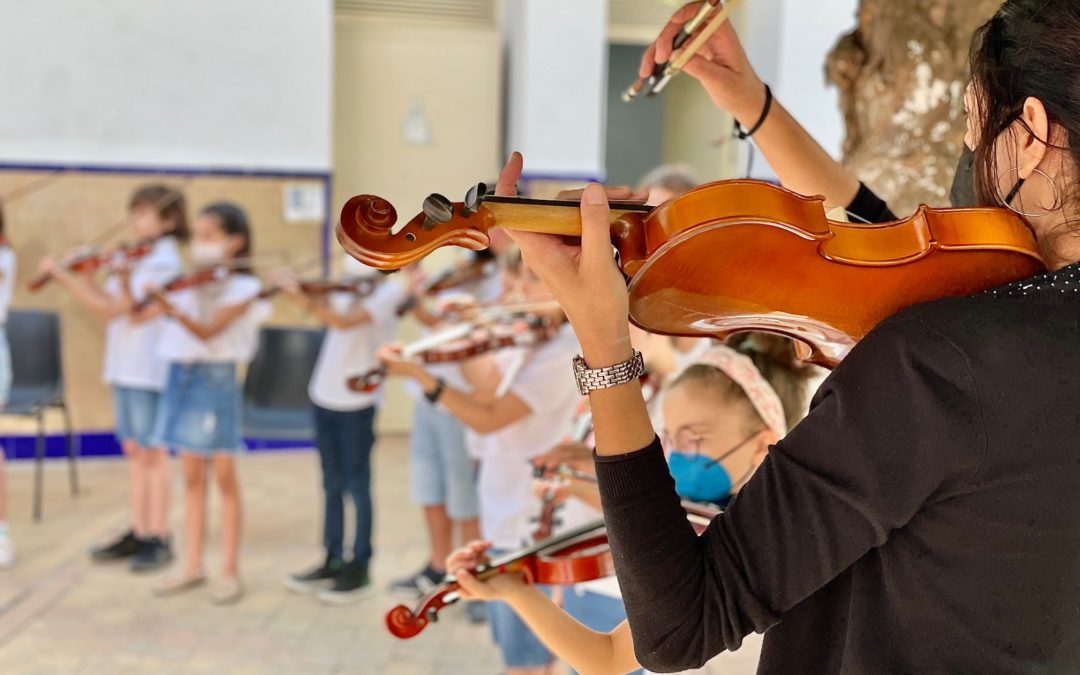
[1017,96,1051,180]
[751,429,778,469]
[224,233,247,257]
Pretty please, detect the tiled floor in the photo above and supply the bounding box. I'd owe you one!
[0,436,504,674]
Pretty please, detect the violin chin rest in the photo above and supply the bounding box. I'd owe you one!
[385,604,426,639]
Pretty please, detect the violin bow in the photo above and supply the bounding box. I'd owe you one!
[0,168,71,206]
[623,0,744,100]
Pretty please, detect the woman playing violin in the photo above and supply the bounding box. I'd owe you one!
[505,1,1080,671]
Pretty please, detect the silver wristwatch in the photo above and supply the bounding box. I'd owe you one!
[572,350,646,396]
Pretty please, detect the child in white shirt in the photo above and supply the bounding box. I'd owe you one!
[378,256,582,675]
[145,203,271,605]
[280,256,406,604]
[38,185,187,572]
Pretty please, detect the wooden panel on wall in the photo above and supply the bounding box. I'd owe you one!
[0,170,327,432]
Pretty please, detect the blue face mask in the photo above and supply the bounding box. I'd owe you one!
[668,434,759,504]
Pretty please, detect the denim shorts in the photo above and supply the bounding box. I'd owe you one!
[113,386,162,448]
[409,399,478,520]
[0,327,11,408]
[152,362,244,455]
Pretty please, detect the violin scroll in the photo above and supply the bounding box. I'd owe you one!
[346,368,384,394]
[337,193,494,271]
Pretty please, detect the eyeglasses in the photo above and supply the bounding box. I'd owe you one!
[661,428,763,465]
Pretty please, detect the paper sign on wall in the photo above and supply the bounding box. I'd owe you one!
[283,183,326,223]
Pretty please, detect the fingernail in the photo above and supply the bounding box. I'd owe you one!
[583,184,605,205]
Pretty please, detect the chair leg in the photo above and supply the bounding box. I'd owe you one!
[33,411,45,521]
[62,403,78,497]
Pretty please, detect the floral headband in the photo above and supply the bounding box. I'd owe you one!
[683,345,787,437]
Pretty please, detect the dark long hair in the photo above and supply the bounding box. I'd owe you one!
[130,184,190,242]
[200,202,253,275]
[969,1,1080,214]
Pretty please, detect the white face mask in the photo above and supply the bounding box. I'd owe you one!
[191,241,229,266]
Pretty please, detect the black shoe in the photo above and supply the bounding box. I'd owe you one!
[389,564,445,598]
[130,537,174,573]
[317,562,374,605]
[90,530,142,562]
[283,556,343,594]
[465,600,488,625]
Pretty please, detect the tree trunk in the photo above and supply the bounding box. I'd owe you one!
[826,0,1002,216]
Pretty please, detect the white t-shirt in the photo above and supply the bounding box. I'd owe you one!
[471,323,582,550]
[308,280,407,411]
[156,273,272,364]
[407,268,503,398]
[0,246,16,324]
[102,237,183,390]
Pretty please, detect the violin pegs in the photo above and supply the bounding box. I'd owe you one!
[421,193,454,231]
[461,182,490,217]
[426,608,439,624]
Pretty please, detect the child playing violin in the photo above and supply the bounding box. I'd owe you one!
[0,205,15,568]
[279,255,407,604]
[142,203,270,604]
[449,343,800,675]
[389,239,512,608]
[39,185,187,572]
[377,248,581,675]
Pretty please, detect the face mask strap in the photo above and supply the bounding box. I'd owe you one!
[997,168,1060,218]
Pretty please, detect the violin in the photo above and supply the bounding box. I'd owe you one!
[259,276,380,300]
[338,179,1044,368]
[28,238,156,291]
[396,254,498,316]
[387,500,721,639]
[346,313,559,393]
[532,404,594,541]
[132,265,231,312]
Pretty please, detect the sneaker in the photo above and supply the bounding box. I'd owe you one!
[465,600,487,625]
[153,571,207,597]
[0,530,14,569]
[90,530,142,562]
[210,576,244,606]
[317,562,374,605]
[130,537,174,573]
[389,564,445,598]
[283,556,343,594]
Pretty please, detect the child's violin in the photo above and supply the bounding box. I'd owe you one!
[346,313,559,393]
[259,276,380,300]
[386,501,720,640]
[28,238,156,292]
[132,265,231,312]
[338,180,1045,368]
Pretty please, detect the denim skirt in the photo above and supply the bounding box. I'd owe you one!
[152,362,244,455]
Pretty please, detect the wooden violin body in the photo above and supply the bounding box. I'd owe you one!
[339,180,1044,367]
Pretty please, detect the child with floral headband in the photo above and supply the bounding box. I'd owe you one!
[448,342,804,674]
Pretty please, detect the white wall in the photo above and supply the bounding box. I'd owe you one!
[737,0,858,178]
[504,0,609,179]
[0,0,332,171]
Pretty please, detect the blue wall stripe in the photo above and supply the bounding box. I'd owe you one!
[2,432,313,461]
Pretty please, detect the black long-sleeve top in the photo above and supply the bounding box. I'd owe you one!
[596,263,1080,673]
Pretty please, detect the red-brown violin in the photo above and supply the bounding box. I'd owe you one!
[338,180,1044,368]
[259,276,381,300]
[132,265,232,313]
[28,238,155,291]
[387,501,720,640]
[346,313,559,393]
